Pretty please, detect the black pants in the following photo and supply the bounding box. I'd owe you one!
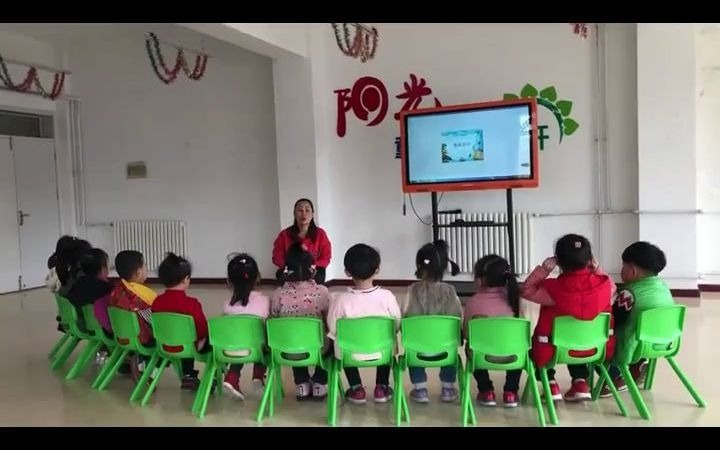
[536,364,589,382]
[292,366,328,385]
[275,267,326,285]
[473,369,522,393]
[180,341,212,377]
[344,365,391,388]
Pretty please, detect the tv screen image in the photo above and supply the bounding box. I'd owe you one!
[400,98,539,193]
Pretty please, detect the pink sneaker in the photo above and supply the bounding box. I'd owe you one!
[345,386,367,405]
[222,371,245,400]
[373,385,394,403]
[476,390,496,406]
[503,391,519,408]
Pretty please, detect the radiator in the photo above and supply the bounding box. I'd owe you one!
[113,220,188,272]
[437,212,533,275]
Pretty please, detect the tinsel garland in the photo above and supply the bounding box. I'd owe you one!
[331,23,379,62]
[145,32,208,84]
[0,54,66,99]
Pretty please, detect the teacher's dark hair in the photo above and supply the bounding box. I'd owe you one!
[289,198,318,242]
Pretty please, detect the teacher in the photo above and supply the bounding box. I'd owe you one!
[272,198,332,284]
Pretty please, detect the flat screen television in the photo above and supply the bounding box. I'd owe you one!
[399,98,539,193]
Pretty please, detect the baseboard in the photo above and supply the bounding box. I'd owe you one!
[698,284,720,293]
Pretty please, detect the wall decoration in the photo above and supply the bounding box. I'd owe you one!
[504,84,579,150]
[331,23,379,63]
[570,23,589,39]
[0,54,67,100]
[145,32,209,85]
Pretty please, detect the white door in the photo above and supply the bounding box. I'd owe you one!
[0,138,21,293]
[12,137,60,290]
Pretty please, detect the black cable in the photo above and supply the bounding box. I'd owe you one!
[407,193,432,226]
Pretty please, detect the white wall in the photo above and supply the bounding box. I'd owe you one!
[299,23,639,280]
[59,25,279,277]
[637,24,697,285]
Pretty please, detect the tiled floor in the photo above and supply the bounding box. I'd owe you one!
[1,285,715,426]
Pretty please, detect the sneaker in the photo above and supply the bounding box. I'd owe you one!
[503,391,519,408]
[345,386,367,405]
[563,379,592,402]
[95,351,108,366]
[599,377,628,398]
[373,385,394,403]
[410,388,430,403]
[546,380,563,401]
[312,383,328,400]
[295,382,312,401]
[252,378,265,396]
[477,390,496,406]
[441,386,459,403]
[181,375,201,391]
[631,361,649,385]
[222,371,245,400]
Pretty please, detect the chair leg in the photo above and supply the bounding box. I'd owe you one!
[620,364,651,420]
[539,368,558,425]
[51,336,80,370]
[66,340,102,380]
[644,358,658,390]
[140,358,169,406]
[393,362,406,426]
[597,363,628,417]
[256,365,275,423]
[49,333,71,360]
[92,346,126,389]
[215,362,225,398]
[666,357,706,407]
[196,360,216,419]
[327,359,337,426]
[591,365,604,401]
[527,361,546,427]
[129,352,158,401]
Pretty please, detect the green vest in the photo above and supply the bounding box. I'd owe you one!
[614,276,675,365]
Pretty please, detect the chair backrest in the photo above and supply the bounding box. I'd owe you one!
[209,315,266,364]
[551,313,610,366]
[336,317,395,368]
[401,316,461,368]
[55,294,93,340]
[266,317,324,367]
[467,317,531,371]
[82,304,114,346]
[152,312,199,359]
[635,305,685,359]
[108,307,154,353]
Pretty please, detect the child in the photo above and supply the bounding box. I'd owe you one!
[67,248,112,333]
[327,244,402,405]
[522,234,615,402]
[403,240,462,403]
[152,253,209,391]
[465,254,522,407]
[108,250,157,379]
[57,238,92,296]
[222,253,270,400]
[600,241,671,397]
[270,243,331,400]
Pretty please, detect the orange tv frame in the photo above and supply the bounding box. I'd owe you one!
[399,98,539,193]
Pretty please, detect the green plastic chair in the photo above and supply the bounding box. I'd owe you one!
[397,315,463,426]
[328,317,398,427]
[62,304,116,381]
[92,307,157,402]
[533,313,628,425]
[193,315,269,419]
[467,317,545,427]
[50,295,94,371]
[137,312,209,409]
[48,295,72,361]
[258,317,330,423]
[595,305,705,420]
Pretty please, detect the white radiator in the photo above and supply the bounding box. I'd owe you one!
[113,220,188,272]
[437,212,533,275]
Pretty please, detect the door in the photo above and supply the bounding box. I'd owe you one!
[0,137,21,293]
[12,136,60,290]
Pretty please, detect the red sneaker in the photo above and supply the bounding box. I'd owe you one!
[563,379,592,402]
[476,390,496,406]
[345,386,367,405]
[222,371,245,400]
[503,391,519,408]
[543,380,562,401]
[599,377,628,398]
[373,385,394,403]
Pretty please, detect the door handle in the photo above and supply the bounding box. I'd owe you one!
[18,210,30,226]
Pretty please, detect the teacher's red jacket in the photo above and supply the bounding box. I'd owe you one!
[272,227,332,269]
[522,266,615,368]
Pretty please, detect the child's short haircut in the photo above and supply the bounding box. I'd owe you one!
[344,244,381,280]
[115,250,145,280]
[555,234,592,272]
[80,248,108,278]
[622,241,667,275]
[158,252,192,287]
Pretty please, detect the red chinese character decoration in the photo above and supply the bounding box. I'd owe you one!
[334,76,389,137]
[334,73,442,137]
[570,23,589,39]
[394,73,442,120]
